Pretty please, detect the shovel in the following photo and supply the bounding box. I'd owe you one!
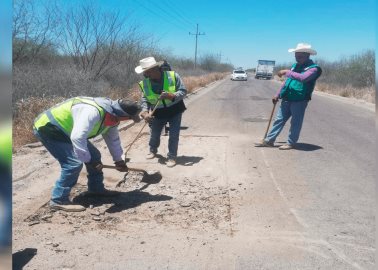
[102,165,162,187]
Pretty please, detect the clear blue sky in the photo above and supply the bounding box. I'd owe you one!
[25,0,378,69]
[1,1,12,72]
[96,0,375,69]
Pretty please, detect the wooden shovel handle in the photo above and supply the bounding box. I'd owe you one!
[263,102,277,139]
[102,164,147,173]
[124,99,161,157]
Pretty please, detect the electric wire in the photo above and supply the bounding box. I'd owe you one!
[133,0,190,32]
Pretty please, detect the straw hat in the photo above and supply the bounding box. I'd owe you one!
[135,57,164,74]
[288,43,317,55]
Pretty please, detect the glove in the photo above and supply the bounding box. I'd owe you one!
[86,161,103,172]
[114,160,128,172]
[272,96,279,104]
[159,92,175,101]
[140,111,154,124]
[131,114,142,123]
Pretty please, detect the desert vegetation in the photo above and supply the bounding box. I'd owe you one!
[12,0,232,148]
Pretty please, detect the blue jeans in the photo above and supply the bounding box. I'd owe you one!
[265,100,308,145]
[34,129,105,203]
[0,170,11,247]
[149,113,182,159]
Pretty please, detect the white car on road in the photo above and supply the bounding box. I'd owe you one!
[231,70,247,81]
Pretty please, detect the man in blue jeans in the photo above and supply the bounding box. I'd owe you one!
[256,43,322,150]
[33,97,141,211]
[135,57,187,167]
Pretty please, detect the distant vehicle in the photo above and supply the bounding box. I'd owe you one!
[255,60,275,80]
[231,70,248,81]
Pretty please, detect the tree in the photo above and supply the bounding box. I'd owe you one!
[60,4,128,80]
[13,0,59,63]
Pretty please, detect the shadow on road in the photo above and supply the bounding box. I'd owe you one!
[13,248,37,270]
[293,143,323,151]
[176,155,204,166]
[73,190,172,213]
[155,154,167,164]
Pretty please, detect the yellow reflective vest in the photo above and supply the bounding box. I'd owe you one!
[0,124,12,167]
[138,71,176,108]
[34,97,111,139]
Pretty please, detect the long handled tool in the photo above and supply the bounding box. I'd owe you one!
[123,99,161,160]
[262,102,277,141]
[102,165,155,173]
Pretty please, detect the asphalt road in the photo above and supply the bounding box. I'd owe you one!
[180,77,375,269]
[12,77,375,270]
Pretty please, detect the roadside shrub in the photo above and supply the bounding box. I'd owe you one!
[13,63,110,102]
[317,50,375,88]
[13,96,64,148]
[316,83,375,103]
[183,72,227,93]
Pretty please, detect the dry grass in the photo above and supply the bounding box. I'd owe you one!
[183,72,227,93]
[13,96,65,149]
[316,83,375,103]
[106,84,141,101]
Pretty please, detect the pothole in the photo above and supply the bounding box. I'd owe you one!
[249,96,270,101]
[243,117,269,122]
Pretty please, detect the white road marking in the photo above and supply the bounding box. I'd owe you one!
[261,149,309,229]
[260,148,365,270]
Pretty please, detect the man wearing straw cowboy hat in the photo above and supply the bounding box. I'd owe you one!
[255,43,322,150]
[135,57,187,167]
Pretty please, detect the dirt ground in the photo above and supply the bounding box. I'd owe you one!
[12,112,241,269]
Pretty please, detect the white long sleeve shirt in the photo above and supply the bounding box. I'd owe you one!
[70,104,123,163]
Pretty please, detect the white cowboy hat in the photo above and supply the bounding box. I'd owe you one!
[135,57,164,74]
[288,43,317,55]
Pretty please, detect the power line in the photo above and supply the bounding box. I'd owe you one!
[154,0,195,29]
[189,24,205,69]
[162,0,196,28]
[133,0,189,32]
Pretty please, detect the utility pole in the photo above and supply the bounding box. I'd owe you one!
[189,24,205,69]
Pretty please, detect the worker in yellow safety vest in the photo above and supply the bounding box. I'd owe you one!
[33,97,141,212]
[135,57,187,168]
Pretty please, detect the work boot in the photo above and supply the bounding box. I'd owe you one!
[146,152,156,159]
[86,188,120,197]
[254,140,274,147]
[279,144,294,150]
[49,200,86,212]
[166,158,176,168]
